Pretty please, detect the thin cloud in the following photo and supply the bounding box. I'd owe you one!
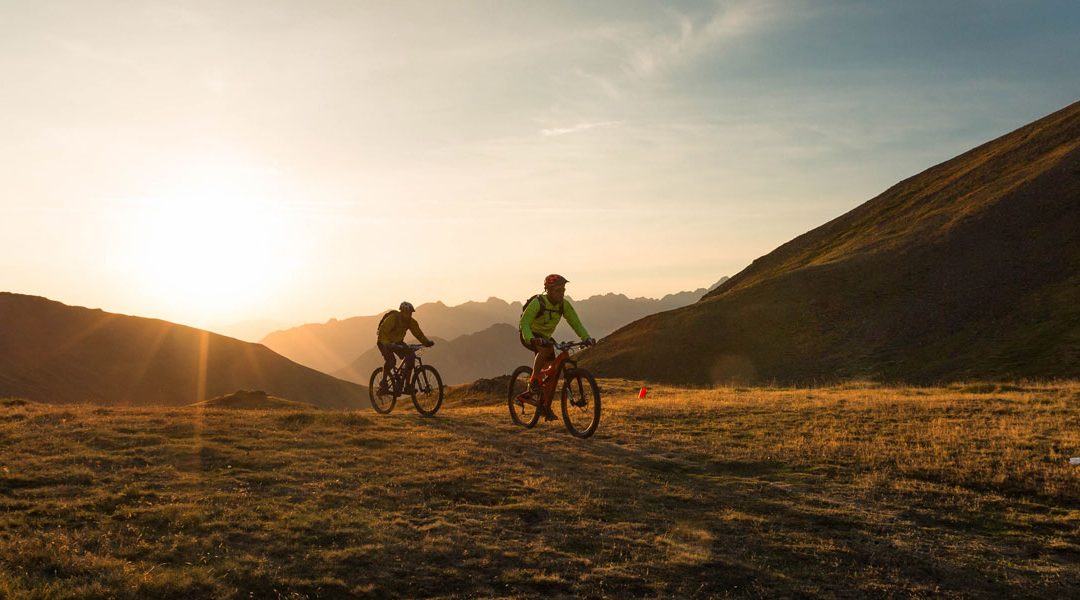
[573,67,623,101]
[541,120,625,137]
[623,0,793,80]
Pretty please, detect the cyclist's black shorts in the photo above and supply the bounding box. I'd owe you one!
[519,332,552,353]
[378,342,413,365]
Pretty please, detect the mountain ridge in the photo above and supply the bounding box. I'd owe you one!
[0,292,367,408]
[261,282,727,375]
[582,100,1080,384]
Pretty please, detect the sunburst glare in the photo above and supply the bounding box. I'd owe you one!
[120,162,304,321]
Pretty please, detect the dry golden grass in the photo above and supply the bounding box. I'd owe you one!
[2,381,1079,598]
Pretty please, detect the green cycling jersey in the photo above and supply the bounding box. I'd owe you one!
[519,294,589,343]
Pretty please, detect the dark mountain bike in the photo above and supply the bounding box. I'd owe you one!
[508,340,601,438]
[368,343,444,416]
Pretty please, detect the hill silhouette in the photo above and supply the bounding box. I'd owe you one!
[0,293,367,408]
[582,101,1080,384]
[262,286,724,375]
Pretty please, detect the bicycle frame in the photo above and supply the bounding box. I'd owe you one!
[386,344,425,392]
[523,341,584,406]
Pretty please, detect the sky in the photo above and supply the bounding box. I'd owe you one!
[2,0,1079,339]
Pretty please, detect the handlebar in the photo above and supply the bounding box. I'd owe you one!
[553,340,593,351]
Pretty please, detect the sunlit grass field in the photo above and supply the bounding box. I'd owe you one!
[2,381,1079,598]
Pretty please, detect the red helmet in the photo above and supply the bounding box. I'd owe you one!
[544,274,569,288]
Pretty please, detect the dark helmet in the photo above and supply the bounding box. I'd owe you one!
[544,274,569,289]
[399,301,415,312]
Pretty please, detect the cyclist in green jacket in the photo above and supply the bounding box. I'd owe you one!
[376,301,434,394]
[519,274,595,420]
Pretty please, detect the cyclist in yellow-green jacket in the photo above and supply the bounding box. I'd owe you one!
[376,301,434,395]
[519,274,595,420]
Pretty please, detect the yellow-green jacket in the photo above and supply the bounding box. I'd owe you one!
[377,311,432,345]
[519,294,589,343]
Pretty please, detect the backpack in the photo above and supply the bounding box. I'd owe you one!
[522,294,564,318]
[377,310,397,336]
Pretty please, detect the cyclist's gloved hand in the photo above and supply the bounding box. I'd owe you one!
[583,337,596,347]
[423,340,435,347]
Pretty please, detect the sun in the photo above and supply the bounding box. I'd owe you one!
[124,163,302,322]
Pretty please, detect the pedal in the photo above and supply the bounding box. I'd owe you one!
[515,392,537,406]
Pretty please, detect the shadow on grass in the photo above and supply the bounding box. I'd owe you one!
[398,410,1065,598]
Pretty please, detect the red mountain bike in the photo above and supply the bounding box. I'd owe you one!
[507,340,601,438]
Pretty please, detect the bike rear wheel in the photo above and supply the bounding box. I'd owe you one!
[507,366,540,428]
[561,368,600,438]
[410,365,444,416]
[368,368,397,414]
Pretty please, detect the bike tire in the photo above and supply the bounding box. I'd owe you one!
[410,365,444,416]
[561,368,600,438]
[368,368,397,414]
[507,365,540,428]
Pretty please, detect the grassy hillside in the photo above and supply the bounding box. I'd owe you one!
[584,101,1080,385]
[191,390,318,410]
[0,293,366,408]
[2,382,1078,598]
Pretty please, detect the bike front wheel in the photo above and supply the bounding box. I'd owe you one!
[507,366,540,428]
[368,368,397,414]
[561,368,600,438]
[410,365,444,416]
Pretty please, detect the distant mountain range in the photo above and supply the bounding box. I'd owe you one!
[582,101,1080,384]
[334,324,524,386]
[261,280,727,378]
[261,297,522,375]
[0,293,366,407]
